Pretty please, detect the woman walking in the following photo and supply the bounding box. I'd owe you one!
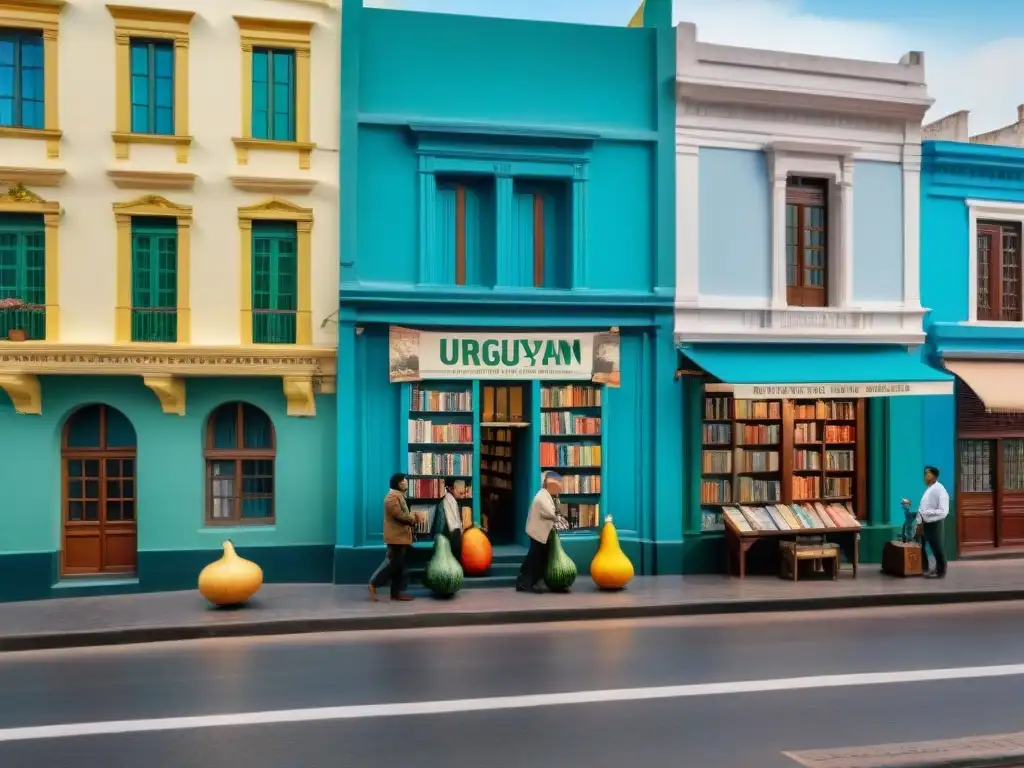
[368,472,419,601]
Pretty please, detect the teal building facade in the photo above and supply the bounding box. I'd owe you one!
[334,0,683,580]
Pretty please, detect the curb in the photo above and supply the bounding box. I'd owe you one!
[3,587,1024,653]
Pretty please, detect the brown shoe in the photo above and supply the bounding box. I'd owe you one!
[368,584,378,602]
[392,593,415,601]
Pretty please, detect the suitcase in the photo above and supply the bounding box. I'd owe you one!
[882,541,923,577]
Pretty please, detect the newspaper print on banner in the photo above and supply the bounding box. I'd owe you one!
[388,327,620,387]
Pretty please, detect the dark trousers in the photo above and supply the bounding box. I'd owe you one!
[448,529,463,563]
[369,544,409,597]
[922,520,947,577]
[517,538,549,588]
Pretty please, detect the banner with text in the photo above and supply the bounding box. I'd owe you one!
[389,327,620,386]
[706,381,954,399]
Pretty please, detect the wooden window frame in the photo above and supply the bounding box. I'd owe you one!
[203,402,277,526]
[977,220,1022,322]
[785,177,828,308]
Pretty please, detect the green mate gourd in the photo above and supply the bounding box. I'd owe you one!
[544,531,577,592]
[425,534,463,598]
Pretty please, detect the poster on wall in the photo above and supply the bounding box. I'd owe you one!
[389,327,620,387]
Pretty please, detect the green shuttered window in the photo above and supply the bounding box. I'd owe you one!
[251,47,295,141]
[252,220,297,344]
[131,216,178,342]
[0,213,46,339]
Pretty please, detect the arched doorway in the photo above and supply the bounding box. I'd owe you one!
[61,404,138,576]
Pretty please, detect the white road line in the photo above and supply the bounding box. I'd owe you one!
[2,663,1024,743]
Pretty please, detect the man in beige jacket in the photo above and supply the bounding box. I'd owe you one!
[516,471,564,593]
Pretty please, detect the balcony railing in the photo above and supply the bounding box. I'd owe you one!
[0,306,46,340]
[253,310,296,344]
[131,308,178,342]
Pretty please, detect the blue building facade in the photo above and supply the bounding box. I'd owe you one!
[334,0,681,580]
[922,139,1024,557]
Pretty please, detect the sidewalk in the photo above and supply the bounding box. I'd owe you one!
[2,560,1024,652]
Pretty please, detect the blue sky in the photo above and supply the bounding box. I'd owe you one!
[367,0,1024,135]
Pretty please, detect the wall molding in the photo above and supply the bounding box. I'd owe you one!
[0,373,40,414]
[0,166,66,187]
[106,169,196,190]
[142,374,185,415]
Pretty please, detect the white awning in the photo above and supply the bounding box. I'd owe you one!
[944,360,1024,413]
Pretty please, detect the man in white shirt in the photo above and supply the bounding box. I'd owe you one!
[516,471,563,593]
[905,465,950,579]
[438,477,463,562]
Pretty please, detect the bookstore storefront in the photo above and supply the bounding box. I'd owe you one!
[678,344,954,572]
[334,320,682,582]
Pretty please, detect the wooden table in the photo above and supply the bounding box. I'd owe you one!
[723,516,860,579]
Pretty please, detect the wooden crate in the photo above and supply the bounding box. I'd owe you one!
[882,541,923,577]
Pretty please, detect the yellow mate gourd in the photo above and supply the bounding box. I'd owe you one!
[590,515,634,590]
[198,540,264,607]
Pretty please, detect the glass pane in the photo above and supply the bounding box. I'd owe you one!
[84,459,100,478]
[210,460,236,520]
[85,501,99,522]
[977,232,992,316]
[1001,226,1021,322]
[66,405,102,448]
[960,439,993,493]
[122,499,135,521]
[211,404,238,449]
[105,501,123,522]
[106,408,137,448]
[68,480,83,499]
[68,500,83,521]
[85,480,98,499]
[123,479,135,499]
[107,479,122,499]
[67,460,83,478]
[242,404,273,448]
[1005,439,1024,492]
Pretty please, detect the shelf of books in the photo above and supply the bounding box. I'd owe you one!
[540,382,603,530]
[405,382,475,540]
[700,392,868,525]
[480,426,514,534]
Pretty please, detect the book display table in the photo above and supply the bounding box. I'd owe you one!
[721,504,861,579]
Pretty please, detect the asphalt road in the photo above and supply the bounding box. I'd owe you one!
[3,602,1024,767]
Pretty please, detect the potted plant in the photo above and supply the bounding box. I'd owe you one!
[0,297,39,341]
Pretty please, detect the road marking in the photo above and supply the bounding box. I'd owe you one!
[2,663,1024,743]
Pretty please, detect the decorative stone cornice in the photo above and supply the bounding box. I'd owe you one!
[0,344,336,417]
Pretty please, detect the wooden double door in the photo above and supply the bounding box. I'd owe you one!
[957,387,1024,551]
[61,404,138,576]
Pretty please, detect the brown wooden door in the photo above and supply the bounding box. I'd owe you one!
[958,438,996,550]
[956,384,1024,551]
[61,405,138,576]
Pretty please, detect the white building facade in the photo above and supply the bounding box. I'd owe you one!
[672,22,955,570]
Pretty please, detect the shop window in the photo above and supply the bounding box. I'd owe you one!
[436,175,495,287]
[131,216,178,342]
[252,47,295,142]
[513,179,571,290]
[977,221,1022,322]
[252,220,298,344]
[0,213,46,340]
[0,30,44,129]
[129,39,175,135]
[204,402,276,525]
[785,177,828,308]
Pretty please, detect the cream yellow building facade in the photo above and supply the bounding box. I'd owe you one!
[0,0,339,418]
[0,0,341,596]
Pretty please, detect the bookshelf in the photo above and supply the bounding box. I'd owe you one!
[405,382,475,540]
[540,383,602,530]
[481,384,527,426]
[480,426,514,537]
[700,392,867,517]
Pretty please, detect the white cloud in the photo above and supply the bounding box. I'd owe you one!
[366,0,1024,134]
